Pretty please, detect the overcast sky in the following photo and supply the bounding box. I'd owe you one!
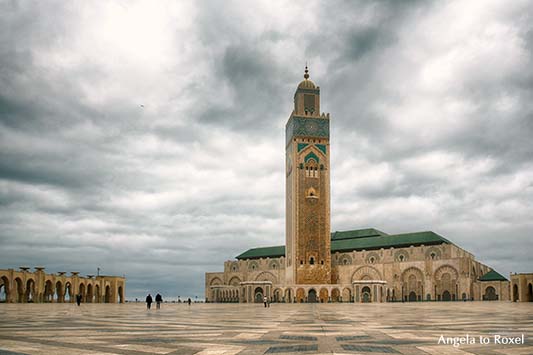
[1,0,532,300]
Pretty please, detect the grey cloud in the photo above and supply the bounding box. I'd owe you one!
[1,1,532,300]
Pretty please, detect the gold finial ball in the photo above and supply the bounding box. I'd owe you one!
[304,65,309,79]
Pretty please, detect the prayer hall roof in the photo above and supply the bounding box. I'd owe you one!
[478,269,508,281]
[235,229,452,260]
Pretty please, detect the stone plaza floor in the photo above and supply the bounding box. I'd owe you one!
[0,302,532,355]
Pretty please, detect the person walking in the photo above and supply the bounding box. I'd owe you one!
[155,293,162,309]
[187,297,191,306]
[146,293,153,310]
[76,294,82,306]
[263,296,268,308]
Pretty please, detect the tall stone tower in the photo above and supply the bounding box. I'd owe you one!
[285,67,331,285]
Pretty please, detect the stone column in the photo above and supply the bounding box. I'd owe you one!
[35,267,45,303]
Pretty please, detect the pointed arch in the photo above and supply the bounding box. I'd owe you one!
[228,276,242,286]
[209,277,223,286]
[351,265,382,282]
[255,271,277,283]
[304,151,319,163]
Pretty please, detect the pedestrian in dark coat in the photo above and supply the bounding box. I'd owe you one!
[76,294,82,306]
[146,294,153,309]
[155,293,162,309]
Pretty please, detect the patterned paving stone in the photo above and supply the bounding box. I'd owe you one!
[0,303,532,355]
[265,344,318,353]
[336,335,371,341]
[341,344,400,353]
[279,335,317,341]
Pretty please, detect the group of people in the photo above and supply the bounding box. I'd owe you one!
[145,293,192,309]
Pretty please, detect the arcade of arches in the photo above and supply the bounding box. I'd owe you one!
[511,273,533,303]
[206,255,514,303]
[0,268,125,304]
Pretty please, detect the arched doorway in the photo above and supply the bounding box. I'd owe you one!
[408,291,417,302]
[442,290,451,301]
[273,289,281,303]
[15,278,24,303]
[79,283,85,302]
[25,279,35,302]
[104,285,111,303]
[95,285,101,303]
[118,286,124,303]
[55,281,63,303]
[1,276,9,303]
[44,280,53,302]
[483,286,497,301]
[308,289,317,303]
[342,288,351,303]
[65,282,72,303]
[361,286,371,303]
[331,288,340,302]
[86,284,93,303]
[254,287,263,303]
[528,283,532,302]
[513,284,519,302]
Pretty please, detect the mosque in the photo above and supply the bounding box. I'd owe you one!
[205,68,525,304]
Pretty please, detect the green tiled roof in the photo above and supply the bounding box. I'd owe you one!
[331,228,388,241]
[332,231,451,252]
[236,229,452,260]
[236,245,285,260]
[479,269,507,282]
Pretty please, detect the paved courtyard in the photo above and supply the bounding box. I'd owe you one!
[0,302,532,355]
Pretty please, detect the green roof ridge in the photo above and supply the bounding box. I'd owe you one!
[331,228,389,240]
[236,230,454,260]
[479,269,508,281]
[236,245,285,260]
[332,230,450,252]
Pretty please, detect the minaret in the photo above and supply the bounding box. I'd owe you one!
[285,66,331,285]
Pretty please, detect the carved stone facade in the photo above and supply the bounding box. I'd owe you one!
[510,273,533,302]
[0,267,125,303]
[206,239,511,303]
[205,68,513,303]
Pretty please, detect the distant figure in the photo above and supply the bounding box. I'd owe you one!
[263,296,268,308]
[187,297,191,306]
[155,293,162,309]
[146,294,153,309]
[76,294,82,306]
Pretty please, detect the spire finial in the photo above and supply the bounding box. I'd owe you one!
[304,63,309,79]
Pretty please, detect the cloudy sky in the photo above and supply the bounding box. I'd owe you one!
[1,0,532,300]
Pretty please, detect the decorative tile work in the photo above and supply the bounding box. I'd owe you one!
[279,335,317,341]
[286,116,329,145]
[315,144,326,155]
[336,335,371,341]
[304,152,319,164]
[341,344,400,353]
[265,344,318,353]
[297,143,309,152]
